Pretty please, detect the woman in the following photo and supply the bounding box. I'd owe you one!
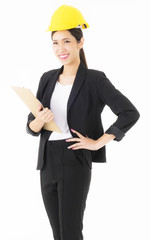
[26,4,140,240]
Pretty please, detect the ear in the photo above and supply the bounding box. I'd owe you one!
[78,37,84,49]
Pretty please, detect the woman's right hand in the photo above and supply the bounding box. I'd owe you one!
[36,104,54,124]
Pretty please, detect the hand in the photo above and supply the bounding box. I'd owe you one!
[66,129,99,150]
[36,104,54,124]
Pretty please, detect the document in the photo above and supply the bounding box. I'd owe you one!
[11,86,62,133]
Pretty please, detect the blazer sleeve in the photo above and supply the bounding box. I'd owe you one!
[96,71,140,141]
[26,73,45,137]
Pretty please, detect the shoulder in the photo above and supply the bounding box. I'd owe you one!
[86,68,116,92]
[42,68,59,79]
[86,68,108,85]
[38,68,59,86]
[86,68,107,78]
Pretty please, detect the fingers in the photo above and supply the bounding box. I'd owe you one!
[36,106,54,123]
[42,108,54,123]
[67,143,83,149]
[44,111,54,123]
[66,138,81,142]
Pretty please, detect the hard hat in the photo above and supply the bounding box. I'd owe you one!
[46,4,89,32]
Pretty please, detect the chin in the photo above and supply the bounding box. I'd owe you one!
[60,60,73,65]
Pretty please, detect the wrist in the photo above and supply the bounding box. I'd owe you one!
[96,133,116,149]
[95,138,104,150]
[35,117,45,127]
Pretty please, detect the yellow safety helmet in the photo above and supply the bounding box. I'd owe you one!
[46,4,89,32]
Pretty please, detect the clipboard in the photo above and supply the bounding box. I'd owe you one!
[11,86,62,133]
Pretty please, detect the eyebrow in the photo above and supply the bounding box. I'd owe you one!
[52,38,70,41]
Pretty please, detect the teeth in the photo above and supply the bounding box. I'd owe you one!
[60,54,68,58]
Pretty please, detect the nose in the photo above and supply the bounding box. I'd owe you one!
[57,42,66,52]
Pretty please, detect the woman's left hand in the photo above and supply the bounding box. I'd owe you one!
[66,129,99,151]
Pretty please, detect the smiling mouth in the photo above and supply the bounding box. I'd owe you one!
[59,54,69,59]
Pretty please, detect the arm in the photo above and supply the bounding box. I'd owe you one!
[96,133,116,149]
[26,73,54,136]
[96,71,140,142]
[29,118,45,133]
[28,105,54,134]
[26,73,45,136]
[26,112,42,136]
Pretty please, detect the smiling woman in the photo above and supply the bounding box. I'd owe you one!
[26,4,140,240]
[51,29,86,69]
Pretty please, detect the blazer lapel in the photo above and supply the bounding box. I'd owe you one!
[67,61,86,113]
[42,65,64,108]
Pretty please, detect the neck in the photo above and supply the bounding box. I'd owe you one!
[62,59,80,76]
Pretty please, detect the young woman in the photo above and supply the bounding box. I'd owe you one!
[26,4,140,240]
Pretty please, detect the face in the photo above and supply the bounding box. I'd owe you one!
[52,30,84,65]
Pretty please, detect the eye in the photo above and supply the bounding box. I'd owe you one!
[52,41,70,45]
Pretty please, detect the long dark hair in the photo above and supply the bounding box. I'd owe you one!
[51,28,88,68]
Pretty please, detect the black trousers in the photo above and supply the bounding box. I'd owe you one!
[40,139,92,240]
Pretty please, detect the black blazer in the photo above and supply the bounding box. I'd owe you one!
[26,61,140,170]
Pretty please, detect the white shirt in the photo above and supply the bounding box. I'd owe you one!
[48,81,73,141]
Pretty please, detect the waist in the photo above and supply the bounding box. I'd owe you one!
[46,138,77,148]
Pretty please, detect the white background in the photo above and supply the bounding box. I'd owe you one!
[0,0,150,239]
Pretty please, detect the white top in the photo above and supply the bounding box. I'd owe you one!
[48,81,73,141]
